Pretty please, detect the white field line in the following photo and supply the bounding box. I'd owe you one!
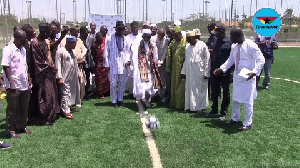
[262,76,300,84]
[278,46,300,48]
[140,116,163,168]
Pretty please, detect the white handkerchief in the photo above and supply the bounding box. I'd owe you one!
[238,68,252,79]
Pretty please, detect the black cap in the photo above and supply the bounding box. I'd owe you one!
[39,23,50,32]
[211,24,226,34]
[113,21,126,28]
[130,21,139,27]
[207,23,216,28]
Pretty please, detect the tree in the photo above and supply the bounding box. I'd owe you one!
[282,8,297,27]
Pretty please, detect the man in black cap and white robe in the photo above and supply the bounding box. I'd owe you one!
[104,21,131,107]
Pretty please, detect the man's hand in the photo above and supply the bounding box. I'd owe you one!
[214,68,223,76]
[1,87,6,94]
[247,73,256,81]
[77,58,85,64]
[10,83,16,91]
[125,61,131,67]
[58,78,64,85]
[61,28,69,38]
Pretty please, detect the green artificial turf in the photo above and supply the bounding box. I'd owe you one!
[0,98,152,168]
[0,47,299,167]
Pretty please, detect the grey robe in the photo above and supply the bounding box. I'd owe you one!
[55,47,81,114]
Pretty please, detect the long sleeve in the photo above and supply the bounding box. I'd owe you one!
[165,42,173,73]
[181,54,187,75]
[153,45,158,61]
[55,49,62,79]
[104,37,110,68]
[124,38,131,63]
[202,44,211,77]
[220,45,235,73]
[249,42,265,74]
[161,39,168,61]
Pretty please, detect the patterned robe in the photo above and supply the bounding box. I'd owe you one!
[28,38,60,125]
[91,39,110,96]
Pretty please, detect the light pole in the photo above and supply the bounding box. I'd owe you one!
[61,12,65,24]
[146,0,148,21]
[171,0,173,22]
[26,0,32,25]
[73,0,77,23]
[205,0,210,26]
[162,0,166,25]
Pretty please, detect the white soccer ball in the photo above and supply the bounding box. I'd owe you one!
[145,115,160,131]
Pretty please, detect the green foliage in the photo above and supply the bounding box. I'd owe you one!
[0,14,18,27]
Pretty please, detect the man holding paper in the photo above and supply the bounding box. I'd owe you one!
[214,28,265,131]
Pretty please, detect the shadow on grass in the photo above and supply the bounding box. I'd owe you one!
[94,102,114,107]
[201,119,243,135]
[0,130,10,139]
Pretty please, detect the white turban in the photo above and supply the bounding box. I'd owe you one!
[142,29,151,35]
[174,20,181,26]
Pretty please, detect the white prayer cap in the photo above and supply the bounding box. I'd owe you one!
[186,31,196,37]
[181,31,186,37]
[150,23,157,27]
[193,28,201,36]
[143,21,150,26]
[142,29,151,35]
[174,20,181,26]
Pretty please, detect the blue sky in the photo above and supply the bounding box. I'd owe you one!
[7,0,300,23]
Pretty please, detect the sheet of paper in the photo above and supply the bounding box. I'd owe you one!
[238,68,252,79]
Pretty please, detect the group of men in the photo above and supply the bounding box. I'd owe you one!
[0,20,114,144]
[103,20,275,133]
[0,19,277,149]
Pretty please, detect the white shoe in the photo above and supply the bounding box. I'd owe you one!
[218,115,226,121]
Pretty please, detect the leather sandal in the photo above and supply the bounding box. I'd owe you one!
[65,113,73,119]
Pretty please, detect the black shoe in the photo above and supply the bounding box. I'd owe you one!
[206,111,218,118]
[0,141,11,149]
[112,103,118,108]
[238,125,252,131]
[263,86,270,91]
[84,95,90,100]
[161,98,169,103]
[118,101,124,107]
[226,119,239,125]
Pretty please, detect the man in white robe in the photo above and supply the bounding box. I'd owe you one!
[56,36,81,119]
[181,31,210,113]
[104,21,131,107]
[132,29,160,114]
[125,21,142,95]
[150,24,158,45]
[214,28,265,131]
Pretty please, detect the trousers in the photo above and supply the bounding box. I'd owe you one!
[231,100,254,127]
[6,89,30,133]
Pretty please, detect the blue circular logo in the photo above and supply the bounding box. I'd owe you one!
[252,8,281,36]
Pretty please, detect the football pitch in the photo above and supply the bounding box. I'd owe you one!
[0,48,299,167]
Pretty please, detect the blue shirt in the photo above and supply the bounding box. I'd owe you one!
[255,35,277,59]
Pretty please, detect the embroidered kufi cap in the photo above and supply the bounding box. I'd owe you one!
[66,36,77,43]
